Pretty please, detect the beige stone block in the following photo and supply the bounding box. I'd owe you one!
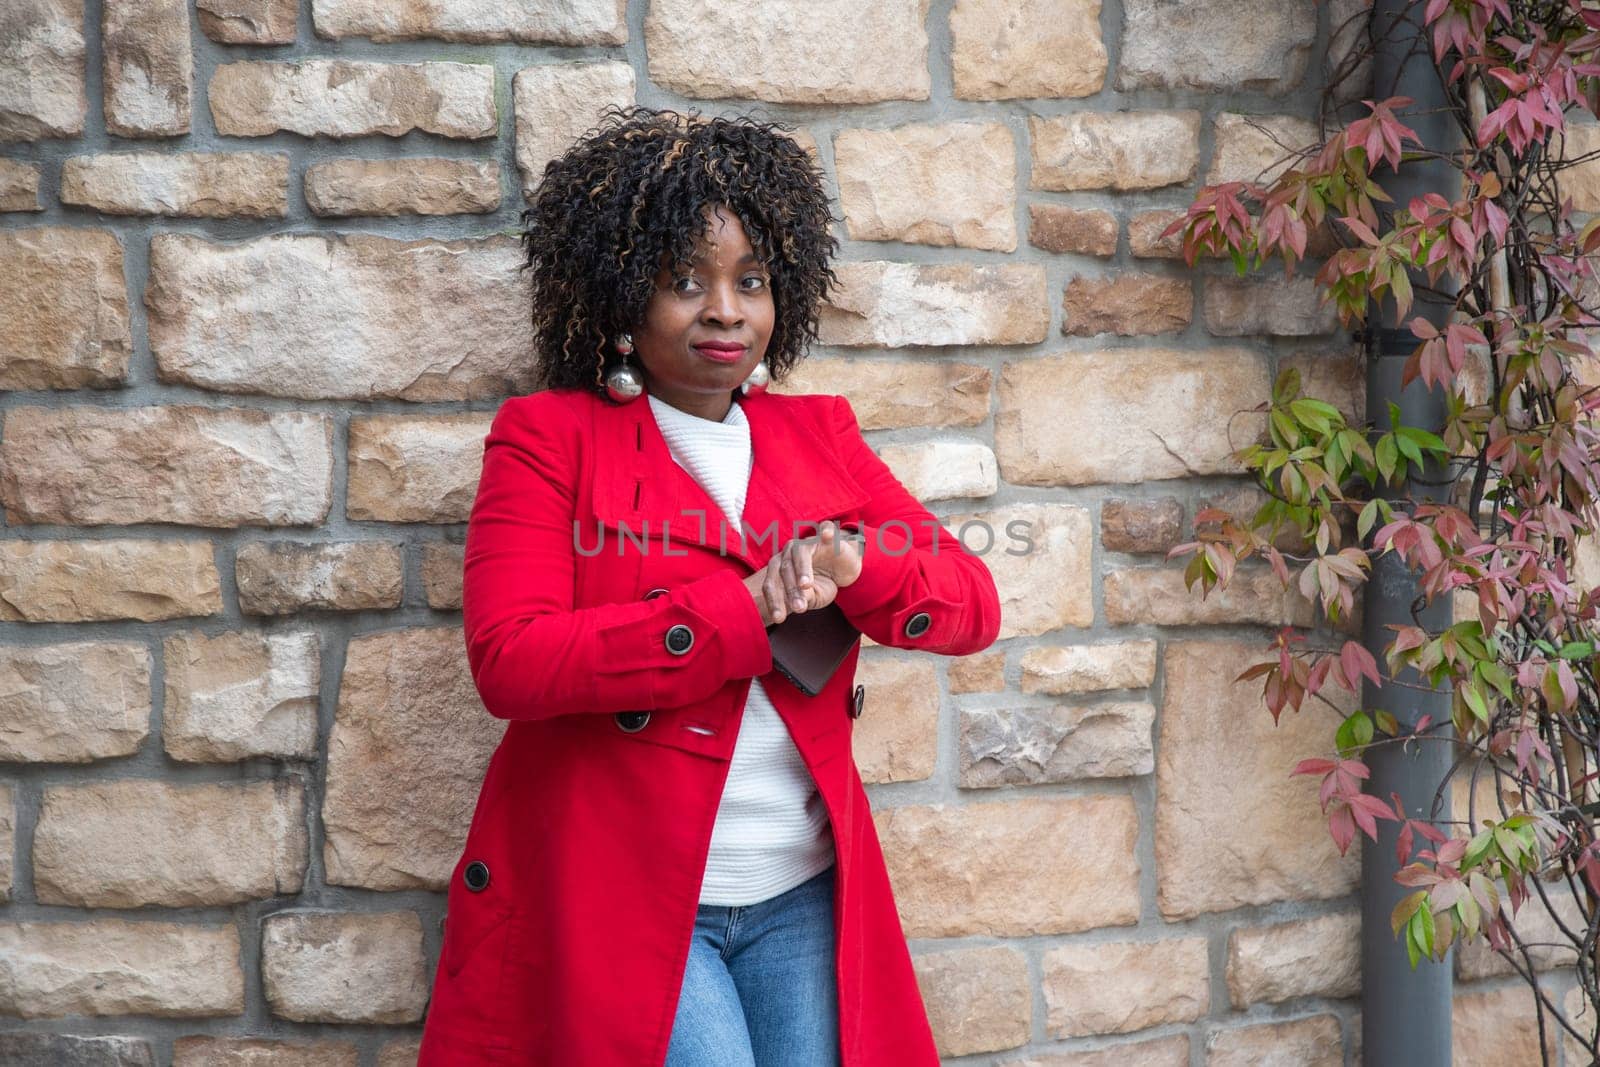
[1100,497,1184,554]
[305,157,499,217]
[645,0,930,104]
[1205,1014,1342,1066]
[209,60,495,139]
[1455,890,1583,980]
[949,651,1005,694]
[774,359,992,430]
[162,630,319,762]
[62,152,287,217]
[148,232,537,401]
[0,159,42,211]
[0,405,332,526]
[878,439,997,502]
[997,350,1269,486]
[1196,482,1315,557]
[1552,122,1600,213]
[852,656,939,784]
[1452,983,1559,1065]
[1128,208,1193,259]
[1281,344,1367,427]
[0,920,242,1017]
[0,540,222,622]
[1157,640,1360,919]
[1029,204,1117,256]
[1204,276,1340,337]
[196,0,298,44]
[819,261,1048,347]
[877,795,1140,937]
[261,911,426,1024]
[960,502,1093,639]
[1326,0,1375,104]
[915,945,1031,1056]
[1562,983,1597,1067]
[1119,0,1316,94]
[1029,112,1200,192]
[0,0,87,140]
[236,540,404,616]
[1042,937,1208,1037]
[1062,273,1191,336]
[103,0,192,137]
[173,1036,360,1066]
[0,226,131,389]
[1019,641,1158,695]
[837,122,1017,251]
[314,0,626,44]
[0,1033,154,1062]
[421,541,465,610]
[951,0,1106,100]
[1227,911,1360,1006]
[34,779,307,907]
[961,701,1154,784]
[1104,565,1318,628]
[377,1037,423,1067]
[0,641,150,762]
[512,61,636,196]
[1208,113,1319,185]
[346,413,491,523]
[323,627,504,890]
[997,1034,1189,1066]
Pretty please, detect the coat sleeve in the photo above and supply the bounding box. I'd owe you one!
[461,394,773,722]
[825,394,1003,655]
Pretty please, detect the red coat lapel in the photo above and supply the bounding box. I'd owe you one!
[586,388,872,571]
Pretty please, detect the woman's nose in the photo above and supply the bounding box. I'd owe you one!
[701,281,743,325]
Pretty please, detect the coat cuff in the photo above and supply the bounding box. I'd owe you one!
[831,520,915,616]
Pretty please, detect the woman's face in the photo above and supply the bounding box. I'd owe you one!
[631,203,775,421]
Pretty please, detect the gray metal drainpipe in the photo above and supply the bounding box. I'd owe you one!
[1364,2,1455,1062]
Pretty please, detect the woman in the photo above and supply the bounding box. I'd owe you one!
[418,106,1002,1067]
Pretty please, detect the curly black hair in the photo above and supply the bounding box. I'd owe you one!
[517,104,840,397]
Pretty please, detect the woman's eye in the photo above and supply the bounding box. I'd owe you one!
[741,275,768,290]
[672,275,698,292]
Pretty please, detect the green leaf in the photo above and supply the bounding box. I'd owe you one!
[1395,432,1424,468]
[1462,681,1490,723]
[1336,710,1375,755]
[1272,366,1303,406]
[1393,888,1428,937]
[1376,435,1398,482]
[1271,409,1301,447]
[1477,661,1513,701]
[1358,498,1381,541]
[1290,398,1334,435]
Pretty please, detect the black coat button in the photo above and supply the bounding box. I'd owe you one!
[644,587,669,600]
[851,684,865,719]
[463,860,490,892]
[615,710,650,732]
[904,611,931,638]
[665,623,694,655]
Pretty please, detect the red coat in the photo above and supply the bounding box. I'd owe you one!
[418,385,1003,1065]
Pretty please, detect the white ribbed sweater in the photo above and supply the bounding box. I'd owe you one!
[646,393,837,906]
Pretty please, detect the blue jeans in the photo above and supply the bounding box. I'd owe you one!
[664,863,841,1067]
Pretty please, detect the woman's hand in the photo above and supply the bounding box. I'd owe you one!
[744,520,864,627]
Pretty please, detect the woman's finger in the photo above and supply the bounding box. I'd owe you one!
[780,541,806,612]
[764,555,787,623]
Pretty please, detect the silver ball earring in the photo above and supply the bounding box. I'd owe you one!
[739,359,770,396]
[604,333,643,403]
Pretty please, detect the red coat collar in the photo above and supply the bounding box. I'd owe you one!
[582,387,872,571]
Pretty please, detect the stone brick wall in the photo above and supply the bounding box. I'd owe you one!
[0,0,1558,1063]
